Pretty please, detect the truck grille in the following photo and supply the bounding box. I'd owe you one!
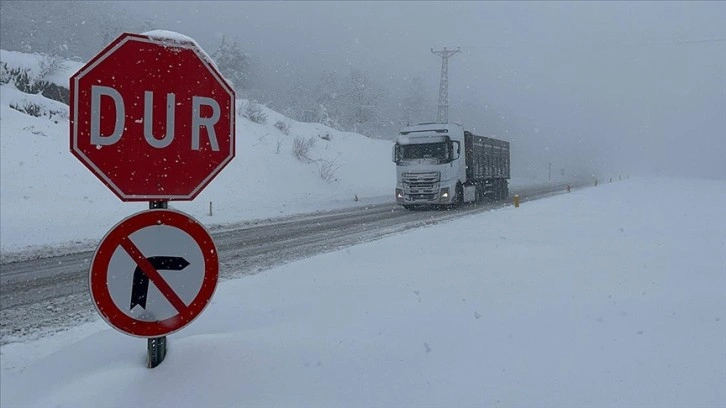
[402,172,440,199]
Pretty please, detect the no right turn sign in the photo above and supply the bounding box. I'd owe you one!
[89,209,219,338]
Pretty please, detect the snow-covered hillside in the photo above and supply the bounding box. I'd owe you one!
[0,49,395,254]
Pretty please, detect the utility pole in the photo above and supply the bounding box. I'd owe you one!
[431,47,461,124]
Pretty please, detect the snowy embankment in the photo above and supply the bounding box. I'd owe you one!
[0,49,396,256]
[1,177,725,407]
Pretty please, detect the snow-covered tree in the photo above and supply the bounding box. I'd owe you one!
[211,36,251,92]
[0,1,145,59]
[313,71,343,129]
[275,72,316,123]
[400,75,431,126]
[339,68,384,136]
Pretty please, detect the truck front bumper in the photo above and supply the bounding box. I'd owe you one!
[396,186,453,205]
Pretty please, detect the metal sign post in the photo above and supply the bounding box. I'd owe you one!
[148,200,168,368]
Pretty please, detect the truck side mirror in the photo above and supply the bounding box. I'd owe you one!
[452,141,460,160]
[392,145,399,163]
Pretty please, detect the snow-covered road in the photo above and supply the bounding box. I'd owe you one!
[0,182,578,345]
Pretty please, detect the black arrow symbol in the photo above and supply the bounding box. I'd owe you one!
[130,256,190,310]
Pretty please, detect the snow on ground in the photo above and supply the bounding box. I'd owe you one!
[1,177,725,407]
[0,49,85,88]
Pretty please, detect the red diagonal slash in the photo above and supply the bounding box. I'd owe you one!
[120,236,187,313]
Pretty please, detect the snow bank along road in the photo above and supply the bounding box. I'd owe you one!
[0,181,580,345]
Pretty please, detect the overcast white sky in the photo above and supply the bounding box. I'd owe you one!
[2,1,723,178]
[124,1,725,179]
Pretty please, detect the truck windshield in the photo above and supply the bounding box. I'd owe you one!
[400,142,448,160]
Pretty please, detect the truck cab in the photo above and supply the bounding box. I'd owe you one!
[392,123,467,207]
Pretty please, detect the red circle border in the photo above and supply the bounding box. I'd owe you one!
[89,209,219,337]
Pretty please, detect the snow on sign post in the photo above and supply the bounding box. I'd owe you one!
[70,31,235,201]
[71,31,234,368]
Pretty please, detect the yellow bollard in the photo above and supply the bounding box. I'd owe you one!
[514,194,520,208]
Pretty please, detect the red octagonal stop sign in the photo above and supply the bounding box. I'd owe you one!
[70,32,235,201]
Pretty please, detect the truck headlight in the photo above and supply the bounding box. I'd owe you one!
[440,187,449,199]
[396,189,404,199]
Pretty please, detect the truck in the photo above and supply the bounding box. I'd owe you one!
[392,122,510,209]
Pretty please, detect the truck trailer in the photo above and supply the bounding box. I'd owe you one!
[392,122,510,209]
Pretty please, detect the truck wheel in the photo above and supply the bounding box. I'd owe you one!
[495,180,504,200]
[456,183,464,206]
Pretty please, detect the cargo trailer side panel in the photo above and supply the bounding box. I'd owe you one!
[464,131,510,182]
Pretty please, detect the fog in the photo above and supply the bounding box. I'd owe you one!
[3,1,725,180]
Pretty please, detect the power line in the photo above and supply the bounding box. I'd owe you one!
[668,38,726,45]
[459,37,726,51]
